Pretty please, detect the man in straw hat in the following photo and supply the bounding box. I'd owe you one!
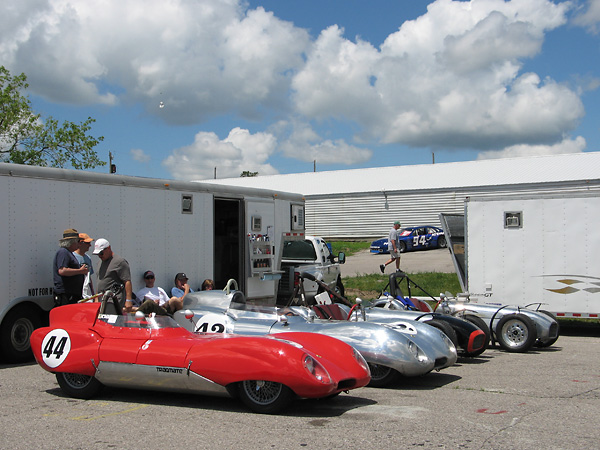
[53,228,89,306]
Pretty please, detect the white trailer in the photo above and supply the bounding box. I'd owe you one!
[0,163,305,362]
[440,191,600,319]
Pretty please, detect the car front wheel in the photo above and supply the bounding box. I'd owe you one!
[495,314,537,353]
[56,372,103,399]
[367,363,399,387]
[398,241,407,253]
[238,380,293,414]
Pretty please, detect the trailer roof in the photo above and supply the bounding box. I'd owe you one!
[0,163,304,201]
[200,152,600,196]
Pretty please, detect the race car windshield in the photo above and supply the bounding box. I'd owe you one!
[97,314,180,329]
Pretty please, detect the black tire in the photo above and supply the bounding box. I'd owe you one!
[437,236,447,249]
[367,363,399,387]
[426,319,459,349]
[462,314,490,357]
[0,304,43,363]
[335,278,345,298]
[56,372,103,399]
[238,380,293,414]
[495,313,537,353]
[535,310,560,348]
[398,241,407,253]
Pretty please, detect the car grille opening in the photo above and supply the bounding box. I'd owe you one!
[434,357,448,368]
[337,379,357,390]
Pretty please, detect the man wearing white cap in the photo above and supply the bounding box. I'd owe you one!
[93,238,133,311]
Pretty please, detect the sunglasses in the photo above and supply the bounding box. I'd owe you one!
[145,275,155,280]
[97,250,105,257]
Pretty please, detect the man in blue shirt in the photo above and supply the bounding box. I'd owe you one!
[53,228,89,306]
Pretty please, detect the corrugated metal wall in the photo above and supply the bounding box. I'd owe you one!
[306,181,600,240]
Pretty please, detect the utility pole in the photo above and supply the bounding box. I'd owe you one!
[314,160,316,172]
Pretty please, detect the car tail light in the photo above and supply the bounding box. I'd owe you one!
[303,355,331,384]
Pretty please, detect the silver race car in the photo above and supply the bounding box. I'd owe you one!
[434,292,559,352]
[173,288,457,387]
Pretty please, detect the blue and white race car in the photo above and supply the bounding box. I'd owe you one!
[370,225,447,253]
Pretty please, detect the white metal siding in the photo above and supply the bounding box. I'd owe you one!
[306,182,600,239]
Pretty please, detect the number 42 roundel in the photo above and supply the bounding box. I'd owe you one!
[41,329,71,368]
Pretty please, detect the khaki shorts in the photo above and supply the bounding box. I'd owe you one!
[390,249,400,259]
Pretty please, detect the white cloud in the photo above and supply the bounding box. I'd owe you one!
[162,127,279,180]
[130,148,151,163]
[572,0,600,33]
[292,0,582,151]
[1,0,308,121]
[477,136,587,159]
[1,0,592,170]
[278,121,372,164]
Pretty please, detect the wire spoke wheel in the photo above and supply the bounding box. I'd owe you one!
[367,363,399,387]
[238,380,292,414]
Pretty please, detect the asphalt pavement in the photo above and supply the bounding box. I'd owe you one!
[342,247,456,277]
[2,334,598,449]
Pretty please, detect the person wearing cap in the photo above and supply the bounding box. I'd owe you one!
[93,238,134,311]
[380,220,402,273]
[73,233,95,298]
[135,271,184,315]
[171,272,194,301]
[53,228,89,306]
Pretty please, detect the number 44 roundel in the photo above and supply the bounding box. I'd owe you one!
[41,329,71,368]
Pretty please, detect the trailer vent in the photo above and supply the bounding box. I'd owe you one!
[182,194,193,214]
[504,211,522,229]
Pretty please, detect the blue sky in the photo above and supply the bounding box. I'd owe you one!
[2,0,599,180]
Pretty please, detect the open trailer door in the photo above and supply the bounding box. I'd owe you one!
[439,213,467,292]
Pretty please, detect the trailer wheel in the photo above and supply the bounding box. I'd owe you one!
[56,373,103,399]
[0,305,42,363]
[535,310,560,348]
[367,363,399,387]
[496,314,537,353]
[462,314,490,357]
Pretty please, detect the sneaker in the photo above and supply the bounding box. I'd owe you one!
[379,264,385,273]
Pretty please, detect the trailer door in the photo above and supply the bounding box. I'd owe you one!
[214,198,244,292]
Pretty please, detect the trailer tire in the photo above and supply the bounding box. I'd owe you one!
[496,313,537,353]
[0,304,42,363]
[535,310,560,348]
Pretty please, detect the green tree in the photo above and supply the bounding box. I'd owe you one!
[0,66,106,169]
[240,170,258,177]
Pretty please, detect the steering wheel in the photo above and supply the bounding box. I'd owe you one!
[224,278,239,294]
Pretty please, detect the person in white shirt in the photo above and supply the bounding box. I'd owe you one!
[135,271,184,315]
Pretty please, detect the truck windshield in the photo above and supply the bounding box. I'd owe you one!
[282,240,317,260]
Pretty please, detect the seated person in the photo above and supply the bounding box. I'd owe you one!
[134,271,183,315]
[201,279,215,291]
[172,272,194,301]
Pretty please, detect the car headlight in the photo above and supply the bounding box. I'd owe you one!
[303,355,332,384]
[438,330,457,354]
[351,347,370,374]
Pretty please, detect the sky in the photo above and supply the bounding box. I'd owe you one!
[2,0,600,181]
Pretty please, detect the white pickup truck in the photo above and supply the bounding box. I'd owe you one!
[277,235,345,303]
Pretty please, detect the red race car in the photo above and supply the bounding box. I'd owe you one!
[31,294,370,414]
